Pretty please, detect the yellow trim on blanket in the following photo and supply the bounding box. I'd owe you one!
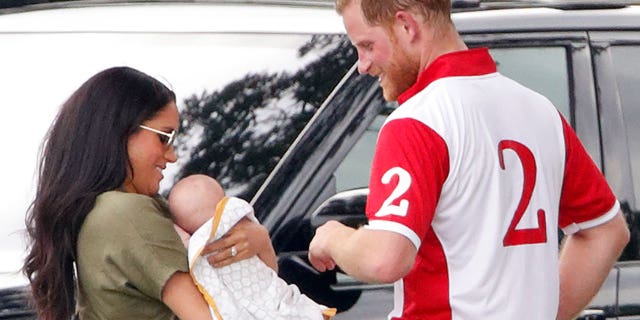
[211,196,230,239]
[194,280,224,320]
[187,196,230,320]
[323,307,337,319]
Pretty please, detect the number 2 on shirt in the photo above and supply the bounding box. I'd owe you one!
[374,141,547,247]
[374,167,411,217]
[499,140,547,247]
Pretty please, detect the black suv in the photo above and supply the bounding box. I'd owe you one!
[1,0,639,319]
[251,1,640,318]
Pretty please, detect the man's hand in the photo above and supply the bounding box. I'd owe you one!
[308,220,347,271]
[309,221,416,283]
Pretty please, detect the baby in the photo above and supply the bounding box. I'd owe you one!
[169,174,336,320]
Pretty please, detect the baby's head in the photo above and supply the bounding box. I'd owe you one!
[169,174,225,234]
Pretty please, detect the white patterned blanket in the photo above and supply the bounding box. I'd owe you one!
[188,196,334,320]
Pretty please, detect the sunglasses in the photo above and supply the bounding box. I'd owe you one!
[139,125,176,148]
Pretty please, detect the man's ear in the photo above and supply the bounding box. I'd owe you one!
[394,10,421,42]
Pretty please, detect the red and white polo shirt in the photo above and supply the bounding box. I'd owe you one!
[364,48,619,320]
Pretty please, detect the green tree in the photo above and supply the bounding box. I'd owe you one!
[174,35,356,201]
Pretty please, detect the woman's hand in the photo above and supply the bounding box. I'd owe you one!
[200,218,278,271]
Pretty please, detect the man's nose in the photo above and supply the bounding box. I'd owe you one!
[357,58,371,75]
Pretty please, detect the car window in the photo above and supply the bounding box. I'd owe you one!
[331,46,572,193]
[618,262,640,316]
[489,47,571,121]
[334,106,393,192]
[610,45,640,207]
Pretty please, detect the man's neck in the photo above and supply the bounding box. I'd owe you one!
[419,25,468,72]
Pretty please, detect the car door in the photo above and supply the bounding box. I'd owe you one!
[590,31,640,318]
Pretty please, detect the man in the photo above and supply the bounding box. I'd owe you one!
[307,0,630,319]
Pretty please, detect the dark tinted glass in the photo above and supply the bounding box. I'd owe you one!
[610,45,640,207]
[490,47,570,121]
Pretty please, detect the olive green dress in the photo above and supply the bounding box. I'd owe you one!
[76,191,188,319]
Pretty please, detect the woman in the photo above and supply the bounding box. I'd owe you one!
[23,66,276,320]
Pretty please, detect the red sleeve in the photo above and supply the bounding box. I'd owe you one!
[366,118,449,240]
[558,116,617,228]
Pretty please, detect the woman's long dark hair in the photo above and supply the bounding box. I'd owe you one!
[23,66,176,320]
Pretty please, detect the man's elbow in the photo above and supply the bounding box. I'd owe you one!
[615,219,631,252]
[366,255,413,283]
[354,229,416,283]
[610,211,631,251]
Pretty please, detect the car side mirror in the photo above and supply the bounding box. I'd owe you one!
[277,254,362,311]
[576,309,606,320]
[310,188,369,230]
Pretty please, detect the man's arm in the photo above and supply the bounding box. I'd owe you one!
[557,211,629,320]
[308,220,416,283]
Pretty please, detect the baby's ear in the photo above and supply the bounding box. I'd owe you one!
[173,224,191,249]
